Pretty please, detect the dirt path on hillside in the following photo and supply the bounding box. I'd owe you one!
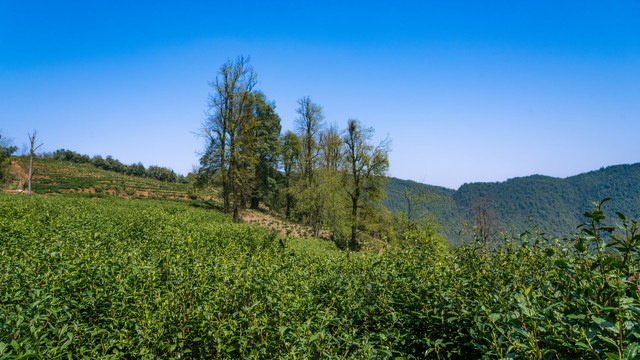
[10,161,27,189]
[240,209,330,240]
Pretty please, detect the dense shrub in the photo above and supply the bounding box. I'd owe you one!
[1,195,638,359]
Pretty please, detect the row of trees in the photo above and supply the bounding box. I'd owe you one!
[49,149,185,183]
[199,57,391,249]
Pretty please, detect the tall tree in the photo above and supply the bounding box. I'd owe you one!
[281,131,301,219]
[27,130,43,196]
[249,91,282,209]
[201,56,257,221]
[472,196,499,244]
[318,125,349,241]
[293,97,325,232]
[343,119,390,250]
[319,124,343,172]
[296,97,324,183]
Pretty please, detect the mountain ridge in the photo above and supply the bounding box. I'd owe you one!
[384,162,640,241]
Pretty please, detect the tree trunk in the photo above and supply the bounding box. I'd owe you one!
[285,193,292,219]
[233,190,240,223]
[222,176,230,214]
[250,196,260,209]
[28,154,33,196]
[350,196,358,250]
[223,186,230,213]
[27,130,42,196]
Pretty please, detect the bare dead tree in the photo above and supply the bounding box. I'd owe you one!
[28,130,43,195]
[472,196,499,244]
[402,184,443,228]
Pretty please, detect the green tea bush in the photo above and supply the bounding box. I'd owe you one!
[0,195,638,359]
[461,199,640,359]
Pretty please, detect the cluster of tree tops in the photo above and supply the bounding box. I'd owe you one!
[45,149,188,183]
[0,133,18,184]
[197,56,396,250]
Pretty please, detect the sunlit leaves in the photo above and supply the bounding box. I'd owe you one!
[1,194,639,358]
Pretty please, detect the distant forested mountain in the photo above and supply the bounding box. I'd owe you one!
[383,163,640,242]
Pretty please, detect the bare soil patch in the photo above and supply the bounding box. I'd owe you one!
[9,161,27,189]
[60,188,97,194]
[240,208,330,240]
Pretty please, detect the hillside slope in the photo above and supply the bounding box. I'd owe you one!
[5,156,191,199]
[384,163,640,241]
[6,156,639,242]
[2,157,329,241]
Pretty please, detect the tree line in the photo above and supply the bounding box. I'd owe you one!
[198,56,392,250]
[47,149,186,183]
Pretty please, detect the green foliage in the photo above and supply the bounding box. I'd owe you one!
[249,91,282,209]
[472,199,640,359]
[384,164,640,242]
[51,149,181,183]
[280,131,301,219]
[343,118,391,249]
[319,168,351,244]
[393,212,448,257]
[11,157,192,198]
[200,56,259,220]
[146,165,179,183]
[0,195,639,358]
[0,133,17,184]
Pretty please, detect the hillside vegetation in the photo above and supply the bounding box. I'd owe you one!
[6,154,640,244]
[385,163,640,241]
[2,194,639,359]
[2,55,638,359]
[6,156,192,200]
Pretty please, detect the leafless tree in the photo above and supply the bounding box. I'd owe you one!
[28,130,43,195]
[472,196,499,244]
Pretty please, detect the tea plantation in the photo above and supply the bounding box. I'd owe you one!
[1,194,639,359]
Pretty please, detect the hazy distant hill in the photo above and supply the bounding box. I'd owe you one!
[384,163,640,242]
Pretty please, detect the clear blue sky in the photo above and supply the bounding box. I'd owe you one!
[1,1,639,189]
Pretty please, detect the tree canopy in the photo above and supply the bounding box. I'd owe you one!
[197,60,396,248]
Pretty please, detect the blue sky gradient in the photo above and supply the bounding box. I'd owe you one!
[1,1,639,188]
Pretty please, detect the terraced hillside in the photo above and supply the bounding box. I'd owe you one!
[2,157,328,242]
[7,156,193,200]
